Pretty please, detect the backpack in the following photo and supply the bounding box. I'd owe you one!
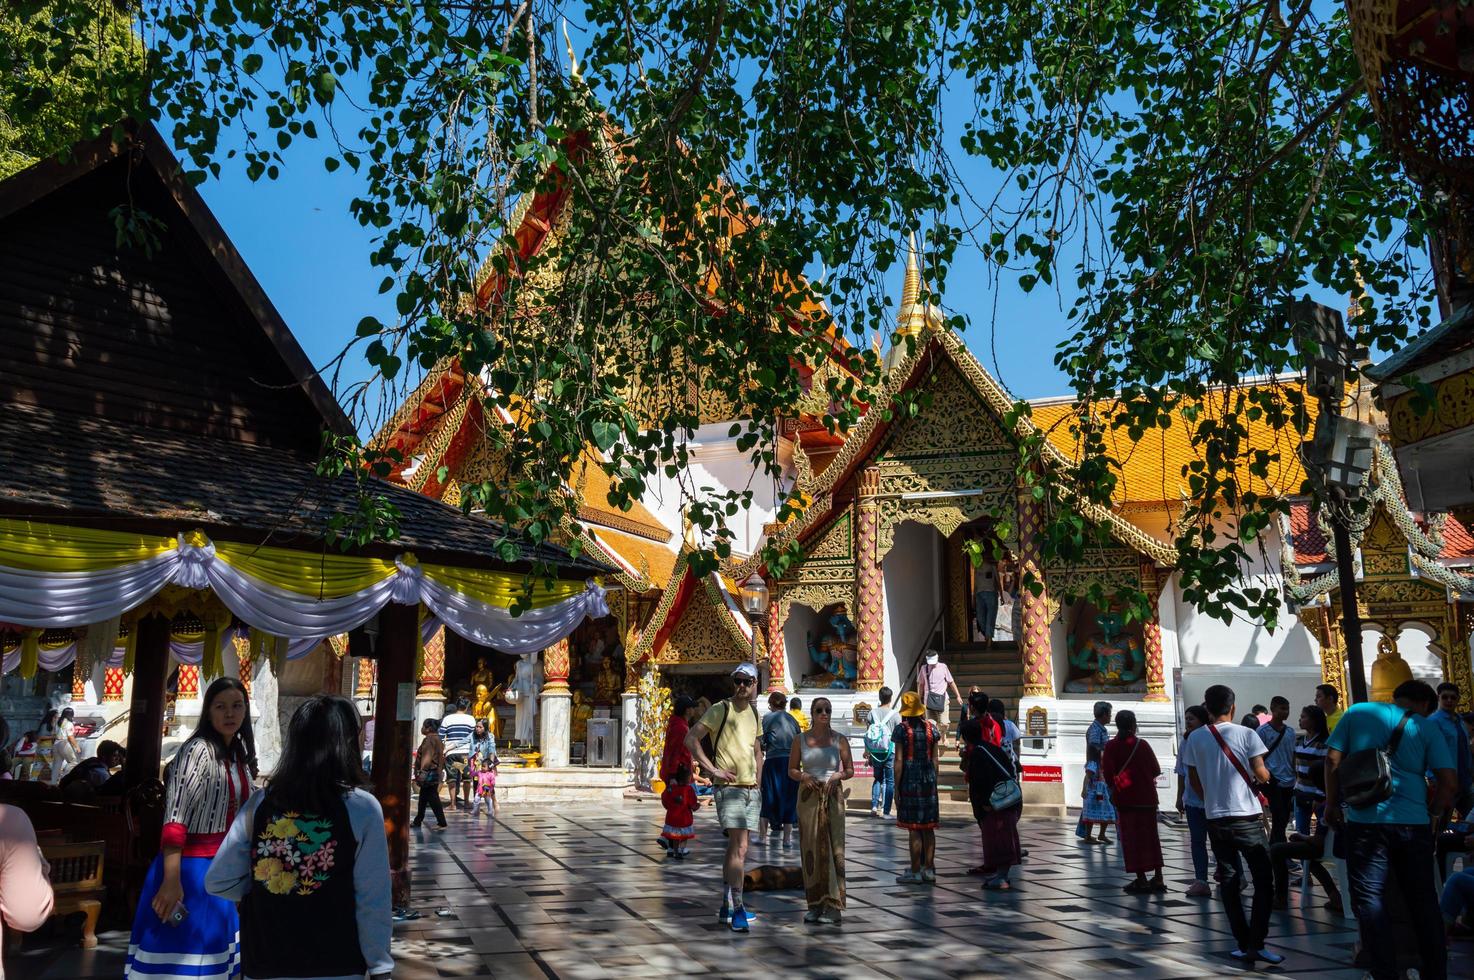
[864,708,895,760]
[1339,709,1414,809]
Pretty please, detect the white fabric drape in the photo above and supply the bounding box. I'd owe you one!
[0,631,324,675]
[0,531,606,663]
[0,551,180,628]
[418,574,609,655]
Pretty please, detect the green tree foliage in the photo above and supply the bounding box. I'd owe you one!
[0,1,145,179]
[0,1,1437,623]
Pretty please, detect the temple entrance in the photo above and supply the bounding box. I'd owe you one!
[660,664,742,706]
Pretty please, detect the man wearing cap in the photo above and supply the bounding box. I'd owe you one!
[686,662,765,932]
[917,650,963,750]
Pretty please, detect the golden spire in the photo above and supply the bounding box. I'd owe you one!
[900,232,921,312]
[562,19,582,83]
[896,230,929,337]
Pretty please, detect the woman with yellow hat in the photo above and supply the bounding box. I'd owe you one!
[893,691,941,884]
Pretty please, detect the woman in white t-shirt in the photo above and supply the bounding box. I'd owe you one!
[48,707,79,785]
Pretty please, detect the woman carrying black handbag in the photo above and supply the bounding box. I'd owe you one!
[961,709,1022,891]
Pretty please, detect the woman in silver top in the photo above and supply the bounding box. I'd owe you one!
[788,696,854,924]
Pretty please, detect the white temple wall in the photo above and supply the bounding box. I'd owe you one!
[881,522,944,692]
[640,422,785,556]
[1165,522,1324,716]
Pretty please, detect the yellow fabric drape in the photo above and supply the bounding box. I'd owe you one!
[18,629,40,679]
[0,518,175,572]
[421,561,588,610]
[212,541,398,599]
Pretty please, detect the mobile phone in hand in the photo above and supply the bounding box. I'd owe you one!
[169,902,189,926]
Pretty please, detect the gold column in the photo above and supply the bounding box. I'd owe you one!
[356,658,377,699]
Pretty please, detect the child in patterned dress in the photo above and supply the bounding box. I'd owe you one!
[470,755,498,818]
[659,765,699,859]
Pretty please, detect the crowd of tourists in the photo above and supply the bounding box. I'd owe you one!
[651,657,1474,980]
[1078,679,1474,979]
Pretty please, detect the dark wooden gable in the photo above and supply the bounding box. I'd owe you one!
[0,145,339,453]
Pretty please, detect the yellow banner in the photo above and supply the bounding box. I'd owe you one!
[421,561,589,610]
[213,541,397,599]
[0,518,175,572]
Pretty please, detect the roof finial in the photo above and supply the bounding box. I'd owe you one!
[562,19,582,83]
[900,231,921,313]
[896,229,928,337]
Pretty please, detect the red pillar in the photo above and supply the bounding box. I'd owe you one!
[766,596,787,693]
[856,467,885,692]
[371,602,419,907]
[1016,489,1054,698]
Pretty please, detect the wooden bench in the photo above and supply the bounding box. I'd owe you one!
[40,840,105,948]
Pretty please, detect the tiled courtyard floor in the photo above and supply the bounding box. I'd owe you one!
[10,800,1473,978]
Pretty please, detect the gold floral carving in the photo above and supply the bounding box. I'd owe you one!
[1385,370,1474,445]
[777,582,860,625]
[876,495,1005,560]
[653,587,753,666]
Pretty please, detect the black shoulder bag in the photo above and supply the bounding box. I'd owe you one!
[1338,710,1414,809]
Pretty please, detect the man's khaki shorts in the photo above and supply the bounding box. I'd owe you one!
[713,786,761,830]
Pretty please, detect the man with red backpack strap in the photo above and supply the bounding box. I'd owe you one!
[1181,684,1280,968]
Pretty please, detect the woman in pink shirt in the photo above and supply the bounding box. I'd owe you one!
[0,803,54,975]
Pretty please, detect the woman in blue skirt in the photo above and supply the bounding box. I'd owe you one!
[127,677,255,980]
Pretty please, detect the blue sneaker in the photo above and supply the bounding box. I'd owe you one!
[1254,949,1285,965]
[730,907,751,933]
[718,904,731,924]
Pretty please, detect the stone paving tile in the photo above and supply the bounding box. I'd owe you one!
[9,801,1474,978]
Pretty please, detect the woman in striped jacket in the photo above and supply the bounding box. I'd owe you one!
[126,677,256,980]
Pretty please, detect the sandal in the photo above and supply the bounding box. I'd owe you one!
[982,878,1012,891]
[1123,880,1151,894]
[967,865,996,876]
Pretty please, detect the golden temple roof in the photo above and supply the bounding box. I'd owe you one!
[1028,380,1316,507]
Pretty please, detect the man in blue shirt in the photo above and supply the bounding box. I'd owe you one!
[1327,680,1456,980]
[1431,682,1473,817]
[1255,696,1296,844]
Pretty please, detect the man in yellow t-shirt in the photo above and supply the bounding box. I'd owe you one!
[686,662,764,932]
[1315,684,1345,732]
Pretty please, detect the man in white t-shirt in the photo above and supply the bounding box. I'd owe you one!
[1182,684,1279,968]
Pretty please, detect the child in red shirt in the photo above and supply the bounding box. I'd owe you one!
[658,765,699,859]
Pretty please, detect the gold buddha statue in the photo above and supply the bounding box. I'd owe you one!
[571,690,593,745]
[470,656,496,694]
[471,680,505,739]
[594,657,620,704]
[1369,629,1414,703]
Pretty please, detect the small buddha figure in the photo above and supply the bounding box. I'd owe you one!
[594,657,620,704]
[471,682,495,723]
[571,690,593,745]
[1370,629,1414,703]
